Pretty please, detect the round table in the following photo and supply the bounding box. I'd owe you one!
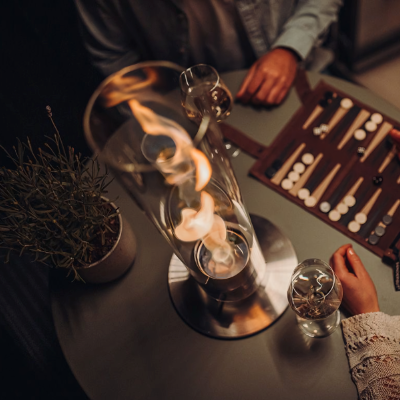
[51,70,400,400]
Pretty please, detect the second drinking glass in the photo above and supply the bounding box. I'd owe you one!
[287,258,343,338]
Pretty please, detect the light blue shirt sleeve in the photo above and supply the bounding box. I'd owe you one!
[271,0,343,61]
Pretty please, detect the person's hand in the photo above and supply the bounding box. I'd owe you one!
[236,48,298,106]
[389,128,400,159]
[330,244,380,315]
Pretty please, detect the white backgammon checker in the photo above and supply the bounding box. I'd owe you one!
[337,109,370,150]
[271,143,306,186]
[326,177,363,222]
[320,98,354,140]
[281,179,294,191]
[347,188,382,233]
[290,154,323,198]
[304,164,341,208]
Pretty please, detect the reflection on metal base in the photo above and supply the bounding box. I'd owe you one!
[168,214,298,339]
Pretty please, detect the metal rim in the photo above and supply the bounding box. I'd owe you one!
[168,214,298,339]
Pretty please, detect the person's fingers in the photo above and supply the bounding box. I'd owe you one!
[330,244,352,277]
[236,66,258,101]
[331,252,348,277]
[346,247,366,277]
[275,85,290,105]
[334,243,352,257]
[243,72,266,103]
[266,77,290,105]
[251,75,276,105]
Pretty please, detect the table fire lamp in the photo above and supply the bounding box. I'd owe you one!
[84,61,297,338]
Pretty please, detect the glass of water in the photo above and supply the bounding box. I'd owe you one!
[287,258,343,338]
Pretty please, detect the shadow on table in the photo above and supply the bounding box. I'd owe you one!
[0,253,88,399]
[266,309,337,390]
[50,266,131,332]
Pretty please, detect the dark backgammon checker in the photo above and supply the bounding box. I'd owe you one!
[220,80,400,284]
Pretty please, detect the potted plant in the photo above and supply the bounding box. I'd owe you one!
[0,108,136,283]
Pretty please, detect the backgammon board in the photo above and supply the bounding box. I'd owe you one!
[221,79,400,273]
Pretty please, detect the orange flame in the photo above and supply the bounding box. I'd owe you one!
[102,68,157,108]
[175,191,215,241]
[190,148,212,191]
[103,81,231,271]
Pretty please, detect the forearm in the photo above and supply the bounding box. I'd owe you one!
[272,0,343,61]
[341,312,400,399]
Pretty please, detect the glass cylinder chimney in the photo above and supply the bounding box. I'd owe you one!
[84,61,265,302]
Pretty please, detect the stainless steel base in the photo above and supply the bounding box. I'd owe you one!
[168,214,298,339]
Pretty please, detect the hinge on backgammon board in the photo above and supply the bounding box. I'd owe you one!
[394,260,400,292]
[219,123,268,159]
[392,247,400,292]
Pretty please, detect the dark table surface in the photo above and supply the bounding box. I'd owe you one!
[51,70,400,400]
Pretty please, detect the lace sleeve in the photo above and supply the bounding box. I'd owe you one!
[341,312,400,399]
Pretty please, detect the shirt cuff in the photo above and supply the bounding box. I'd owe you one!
[341,312,400,369]
[271,28,316,61]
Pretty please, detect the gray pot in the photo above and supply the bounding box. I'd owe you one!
[77,207,137,284]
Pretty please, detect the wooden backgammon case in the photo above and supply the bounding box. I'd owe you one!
[221,77,400,274]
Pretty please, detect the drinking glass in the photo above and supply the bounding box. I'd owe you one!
[180,64,233,123]
[287,258,343,338]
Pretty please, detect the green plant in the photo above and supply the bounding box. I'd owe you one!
[0,107,118,281]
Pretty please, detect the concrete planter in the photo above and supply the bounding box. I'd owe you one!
[78,205,136,284]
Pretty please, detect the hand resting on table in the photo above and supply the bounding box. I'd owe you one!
[332,245,400,400]
[330,244,380,316]
[236,48,298,106]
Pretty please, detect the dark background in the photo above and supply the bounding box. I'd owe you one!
[0,0,100,169]
[0,1,95,397]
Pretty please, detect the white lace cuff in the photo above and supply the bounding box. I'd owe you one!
[342,312,400,367]
[341,312,400,398]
